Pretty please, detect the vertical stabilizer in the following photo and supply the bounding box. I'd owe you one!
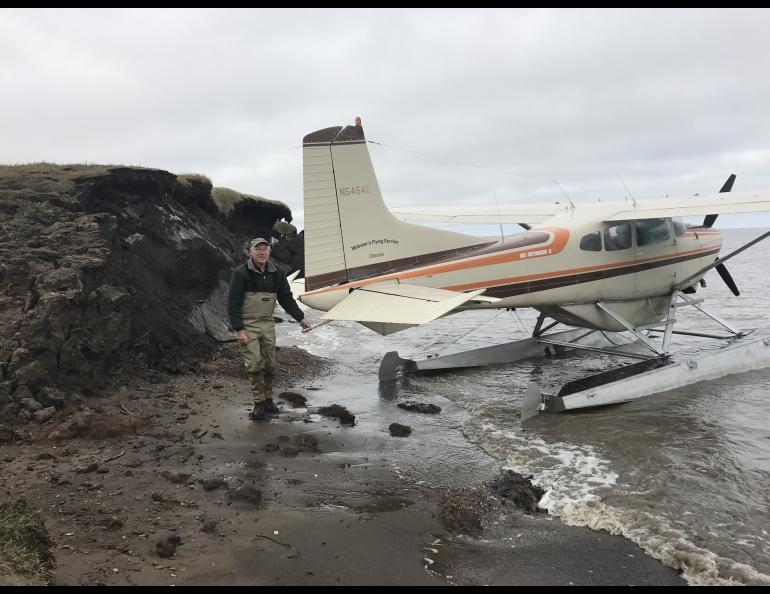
[302,120,487,291]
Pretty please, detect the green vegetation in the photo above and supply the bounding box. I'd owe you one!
[212,186,290,218]
[273,219,297,236]
[0,498,54,586]
[176,173,213,189]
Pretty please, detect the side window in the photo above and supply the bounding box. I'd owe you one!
[636,218,670,246]
[580,231,602,251]
[603,223,632,251]
[673,217,686,237]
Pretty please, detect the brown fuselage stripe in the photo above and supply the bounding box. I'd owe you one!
[479,247,721,298]
[305,240,497,291]
[306,230,567,292]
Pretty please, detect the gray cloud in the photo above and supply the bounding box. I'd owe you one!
[2,8,769,228]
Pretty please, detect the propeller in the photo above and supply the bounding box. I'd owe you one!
[715,262,740,296]
[699,175,741,295]
[702,174,736,228]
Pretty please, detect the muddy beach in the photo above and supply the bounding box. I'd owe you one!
[1,341,684,586]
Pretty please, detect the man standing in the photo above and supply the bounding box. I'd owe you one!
[228,237,311,420]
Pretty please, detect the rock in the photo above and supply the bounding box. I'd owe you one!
[37,386,67,409]
[397,401,441,414]
[156,535,182,558]
[32,406,56,423]
[389,423,412,437]
[19,397,43,412]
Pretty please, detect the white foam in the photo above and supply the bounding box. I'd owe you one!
[559,501,770,586]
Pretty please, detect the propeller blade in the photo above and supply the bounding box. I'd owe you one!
[715,262,740,296]
[703,174,736,228]
[719,174,737,193]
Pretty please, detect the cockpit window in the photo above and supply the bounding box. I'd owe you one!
[604,223,632,251]
[579,231,602,251]
[636,218,670,246]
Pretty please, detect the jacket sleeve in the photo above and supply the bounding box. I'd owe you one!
[276,271,305,322]
[227,267,246,331]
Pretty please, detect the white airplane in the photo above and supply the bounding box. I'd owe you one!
[295,120,770,419]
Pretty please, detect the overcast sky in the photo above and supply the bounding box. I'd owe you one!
[3,8,770,229]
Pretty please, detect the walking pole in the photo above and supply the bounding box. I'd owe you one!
[302,319,334,333]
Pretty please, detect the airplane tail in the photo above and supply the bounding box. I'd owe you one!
[302,120,488,291]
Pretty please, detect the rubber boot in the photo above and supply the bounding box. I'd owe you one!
[249,402,266,421]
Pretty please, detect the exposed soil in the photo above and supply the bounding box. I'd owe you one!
[2,344,420,586]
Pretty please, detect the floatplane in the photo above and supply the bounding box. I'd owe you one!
[293,119,770,421]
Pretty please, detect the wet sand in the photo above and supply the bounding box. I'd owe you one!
[1,344,684,585]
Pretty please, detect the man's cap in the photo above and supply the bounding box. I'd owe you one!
[249,237,270,249]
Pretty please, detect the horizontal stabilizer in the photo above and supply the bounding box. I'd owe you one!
[321,282,487,334]
[287,271,310,312]
[390,203,563,225]
[605,190,770,221]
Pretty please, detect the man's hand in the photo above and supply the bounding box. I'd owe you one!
[236,330,248,344]
[299,319,312,332]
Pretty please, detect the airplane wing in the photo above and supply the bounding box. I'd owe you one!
[321,282,491,336]
[604,190,770,221]
[390,203,564,225]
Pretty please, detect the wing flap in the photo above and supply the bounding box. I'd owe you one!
[321,282,486,327]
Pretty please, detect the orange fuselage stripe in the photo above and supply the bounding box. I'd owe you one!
[304,230,719,297]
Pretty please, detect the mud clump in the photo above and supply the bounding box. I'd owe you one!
[437,489,493,537]
[226,486,263,508]
[293,432,318,450]
[397,402,441,414]
[317,404,355,427]
[156,535,182,558]
[389,423,412,437]
[487,470,545,514]
[48,411,144,440]
[199,478,228,492]
[277,391,307,408]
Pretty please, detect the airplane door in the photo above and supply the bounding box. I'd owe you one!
[600,222,634,299]
[633,218,677,295]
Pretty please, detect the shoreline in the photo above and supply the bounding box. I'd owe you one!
[1,343,684,585]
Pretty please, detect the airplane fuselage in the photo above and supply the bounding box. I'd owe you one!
[299,211,722,331]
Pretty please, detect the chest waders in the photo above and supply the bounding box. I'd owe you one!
[239,292,277,403]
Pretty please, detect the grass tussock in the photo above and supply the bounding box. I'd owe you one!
[0,498,54,586]
[176,173,212,189]
[212,186,289,218]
